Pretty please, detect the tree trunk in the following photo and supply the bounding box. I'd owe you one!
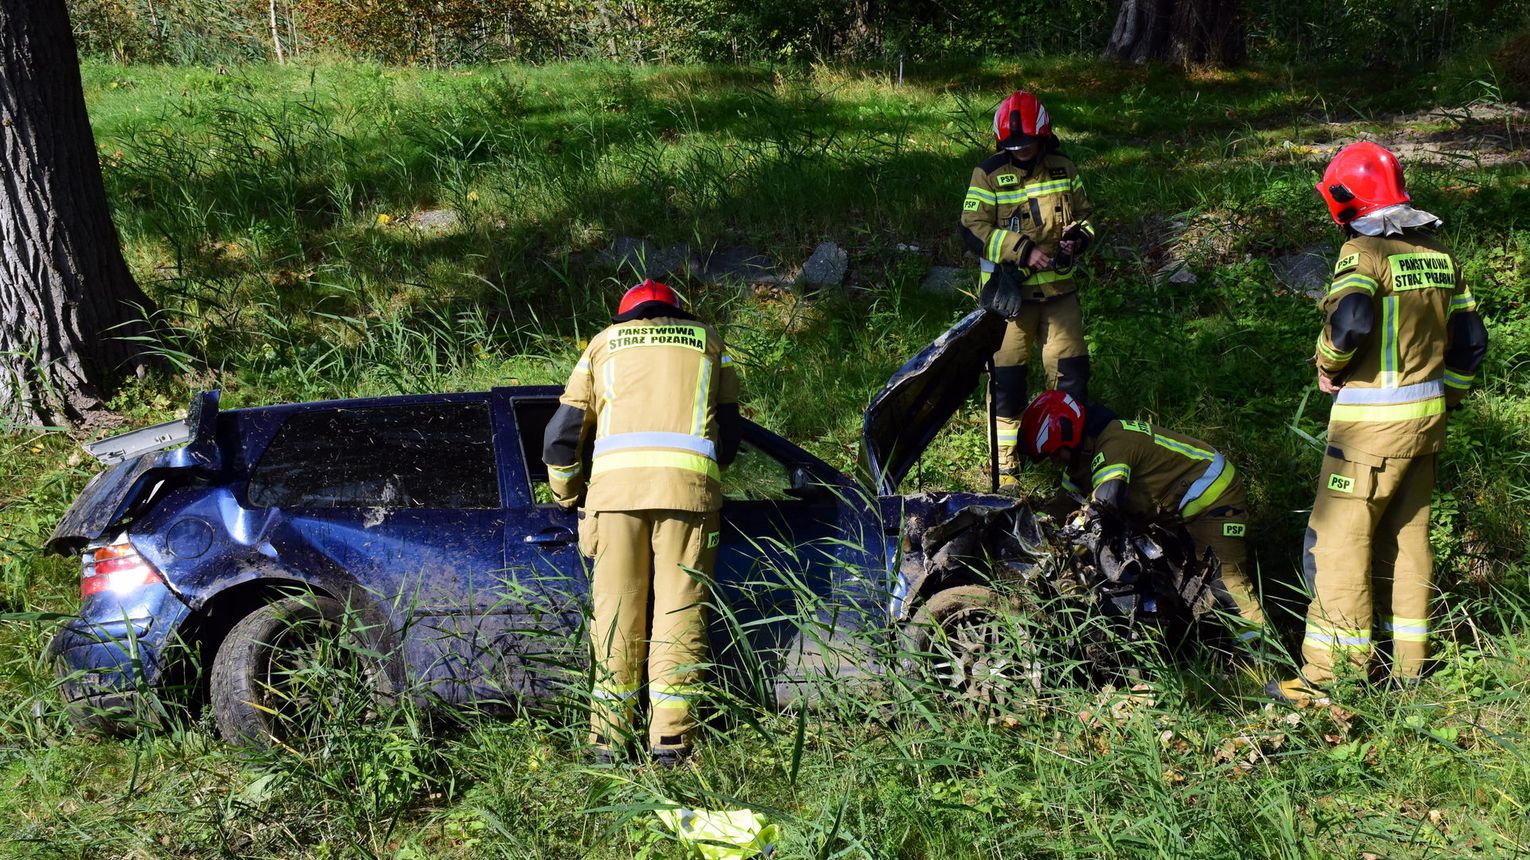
[1105,0,1245,67]
[268,0,286,64]
[0,0,155,430]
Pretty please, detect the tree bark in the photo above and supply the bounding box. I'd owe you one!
[0,0,155,430]
[268,0,286,64]
[1105,0,1245,67]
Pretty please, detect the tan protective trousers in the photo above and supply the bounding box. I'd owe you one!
[1182,477,1268,640]
[992,293,1089,474]
[582,509,720,751]
[1301,451,1436,684]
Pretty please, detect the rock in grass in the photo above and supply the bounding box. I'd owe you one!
[1269,244,1333,300]
[921,266,964,294]
[698,245,786,286]
[601,237,693,279]
[799,241,848,287]
[409,208,460,235]
[1155,259,1197,286]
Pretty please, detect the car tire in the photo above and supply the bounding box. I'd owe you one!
[900,585,1042,709]
[210,595,391,748]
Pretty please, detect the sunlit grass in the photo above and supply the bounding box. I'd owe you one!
[0,55,1525,858]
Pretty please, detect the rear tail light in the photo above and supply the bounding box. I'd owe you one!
[81,542,164,597]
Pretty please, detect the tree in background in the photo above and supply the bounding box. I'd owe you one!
[0,0,155,429]
[1104,0,1245,66]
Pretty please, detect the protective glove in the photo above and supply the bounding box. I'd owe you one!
[978,263,1027,319]
[1060,222,1092,256]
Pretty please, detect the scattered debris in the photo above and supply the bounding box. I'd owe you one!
[799,241,849,287]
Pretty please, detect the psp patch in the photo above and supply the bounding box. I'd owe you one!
[706,531,720,549]
[1327,473,1355,494]
[1334,253,1359,275]
[1223,523,1247,538]
[1119,419,1152,435]
[963,198,981,212]
[996,174,1020,187]
[1092,452,1105,470]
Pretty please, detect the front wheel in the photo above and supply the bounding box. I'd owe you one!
[210,595,391,748]
[900,585,1042,710]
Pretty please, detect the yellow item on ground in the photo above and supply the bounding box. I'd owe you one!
[655,808,779,860]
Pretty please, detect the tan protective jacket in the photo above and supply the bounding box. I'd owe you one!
[960,149,1095,300]
[545,316,739,512]
[1064,419,1238,523]
[1315,230,1486,458]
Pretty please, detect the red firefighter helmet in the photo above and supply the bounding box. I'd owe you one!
[617,278,681,315]
[993,91,1051,150]
[1020,390,1085,460]
[1316,141,1410,225]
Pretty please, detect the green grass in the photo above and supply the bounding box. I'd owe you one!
[0,56,1527,857]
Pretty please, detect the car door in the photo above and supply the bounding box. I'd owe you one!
[242,396,507,704]
[500,390,852,706]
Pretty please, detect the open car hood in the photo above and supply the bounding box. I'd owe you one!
[860,309,1007,495]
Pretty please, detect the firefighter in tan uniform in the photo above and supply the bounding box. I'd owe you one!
[1019,391,1269,639]
[960,91,1097,491]
[543,279,741,764]
[1268,143,1488,704]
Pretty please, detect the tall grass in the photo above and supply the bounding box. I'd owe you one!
[0,57,1526,857]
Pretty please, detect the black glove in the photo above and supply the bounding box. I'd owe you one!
[978,263,1027,318]
[1061,222,1092,255]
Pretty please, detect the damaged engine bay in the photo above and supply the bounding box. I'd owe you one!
[894,491,1230,705]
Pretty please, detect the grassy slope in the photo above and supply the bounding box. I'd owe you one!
[1,56,1528,858]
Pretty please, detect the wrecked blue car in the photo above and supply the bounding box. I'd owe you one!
[48,310,1216,744]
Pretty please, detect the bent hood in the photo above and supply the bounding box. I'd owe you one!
[860,309,1007,495]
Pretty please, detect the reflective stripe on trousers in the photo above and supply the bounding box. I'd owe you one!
[1179,454,1236,520]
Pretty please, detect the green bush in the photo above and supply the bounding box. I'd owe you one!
[67,0,1528,68]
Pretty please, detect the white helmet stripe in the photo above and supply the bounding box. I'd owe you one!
[1034,105,1049,134]
[1034,423,1051,453]
[993,105,1002,139]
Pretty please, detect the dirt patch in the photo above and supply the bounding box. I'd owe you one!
[1315,103,1529,168]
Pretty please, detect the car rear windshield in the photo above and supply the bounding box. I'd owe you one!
[247,401,500,509]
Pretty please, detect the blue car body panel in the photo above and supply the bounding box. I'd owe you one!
[50,387,900,715]
[50,310,1005,722]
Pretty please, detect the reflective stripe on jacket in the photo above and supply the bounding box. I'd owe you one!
[1065,419,1237,522]
[959,150,1094,300]
[1316,230,1487,458]
[544,317,739,512]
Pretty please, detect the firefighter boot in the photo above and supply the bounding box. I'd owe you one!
[1265,677,1330,707]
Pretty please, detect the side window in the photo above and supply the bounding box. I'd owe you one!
[248,402,500,509]
[511,399,564,506]
[722,441,797,501]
